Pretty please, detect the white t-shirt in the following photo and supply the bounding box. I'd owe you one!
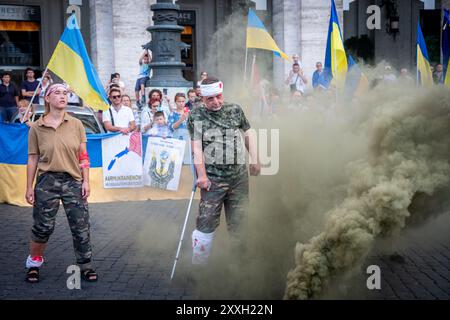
[102,105,135,131]
[67,92,81,104]
[383,74,397,82]
[38,82,51,105]
[140,106,153,135]
[288,73,306,93]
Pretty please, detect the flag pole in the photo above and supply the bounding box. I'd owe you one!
[416,19,421,87]
[20,66,49,124]
[250,54,256,83]
[250,53,260,115]
[416,45,420,87]
[244,47,249,82]
[334,44,338,104]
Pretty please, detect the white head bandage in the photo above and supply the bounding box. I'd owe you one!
[200,81,223,97]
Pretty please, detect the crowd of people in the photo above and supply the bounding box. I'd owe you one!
[248,53,450,117]
[2,50,448,126]
[0,68,83,123]
[100,85,202,141]
[285,53,447,93]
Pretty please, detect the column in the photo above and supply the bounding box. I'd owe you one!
[89,0,115,87]
[111,0,154,95]
[272,0,300,90]
[298,0,338,85]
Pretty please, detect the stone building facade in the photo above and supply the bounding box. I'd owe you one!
[0,0,90,85]
[344,0,443,71]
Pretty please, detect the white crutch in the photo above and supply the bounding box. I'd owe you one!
[170,141,197,280]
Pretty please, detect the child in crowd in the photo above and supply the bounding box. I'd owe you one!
[168,93,189,139]
[168,92,191,163]
[149,111,172,138]
[15,99,33,126]
[135,49,152,108]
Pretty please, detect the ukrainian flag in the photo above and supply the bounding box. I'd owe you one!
[324,0,348,87]
[416,21,433,87]
[442,9,450,87]
[246,9,289,60]
[47,15,109,111]
[0,124,196,206]
[345,55,369,98]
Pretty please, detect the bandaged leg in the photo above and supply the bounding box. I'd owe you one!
[26,255,44,268]
[192,229,215,265]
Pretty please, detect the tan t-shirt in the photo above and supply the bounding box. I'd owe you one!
[28,113,87,181]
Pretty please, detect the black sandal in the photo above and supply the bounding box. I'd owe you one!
[25,267,40,283]
[81,269,98,282]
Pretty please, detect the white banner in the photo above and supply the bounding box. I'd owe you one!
[102,132,144,188]
[143,137,186,191]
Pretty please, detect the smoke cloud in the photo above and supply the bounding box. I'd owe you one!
[134,11,450,300]
[283,83,450,299]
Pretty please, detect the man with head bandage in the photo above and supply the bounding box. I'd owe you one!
[199,80,223,97]
[187,77,261,266]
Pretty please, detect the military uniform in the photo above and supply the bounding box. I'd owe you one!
[187,102,251,235]
[32,172,92,268]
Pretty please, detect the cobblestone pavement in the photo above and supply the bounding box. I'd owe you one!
[0,200,200,300]
[1,191,449,300]
[344,189,450,300]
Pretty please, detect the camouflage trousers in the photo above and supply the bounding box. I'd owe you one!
[197,174,249,234]
[31,172,92,268]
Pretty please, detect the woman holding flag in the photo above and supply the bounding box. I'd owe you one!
[24,83,97,283]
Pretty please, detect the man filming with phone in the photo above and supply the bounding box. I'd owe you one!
[285,63,308,96]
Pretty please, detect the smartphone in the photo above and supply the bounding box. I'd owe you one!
[163,88,168,95]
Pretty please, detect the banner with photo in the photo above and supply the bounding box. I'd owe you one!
[102,132,144,188]
[143,137,186,191]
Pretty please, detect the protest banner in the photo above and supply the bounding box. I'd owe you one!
[143,137,185,191]
[102,132,144,188]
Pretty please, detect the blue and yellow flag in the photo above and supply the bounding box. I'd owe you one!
[416,21,433,87]
[442,9,450,86]
[47,15,109,111]
[246,9,289,60]
[324,0,348,87]
[345,55,369,98]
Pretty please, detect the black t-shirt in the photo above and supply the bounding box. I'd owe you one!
[0,83,19,108]
[21,80,40,104]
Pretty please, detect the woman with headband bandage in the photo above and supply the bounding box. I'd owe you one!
[25,83,98,283]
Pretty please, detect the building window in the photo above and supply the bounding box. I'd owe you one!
[420,9,441,66]
[178,10,195,82]
[0,5,41,68]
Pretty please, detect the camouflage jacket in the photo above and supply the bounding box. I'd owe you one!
[187,102,251,181]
